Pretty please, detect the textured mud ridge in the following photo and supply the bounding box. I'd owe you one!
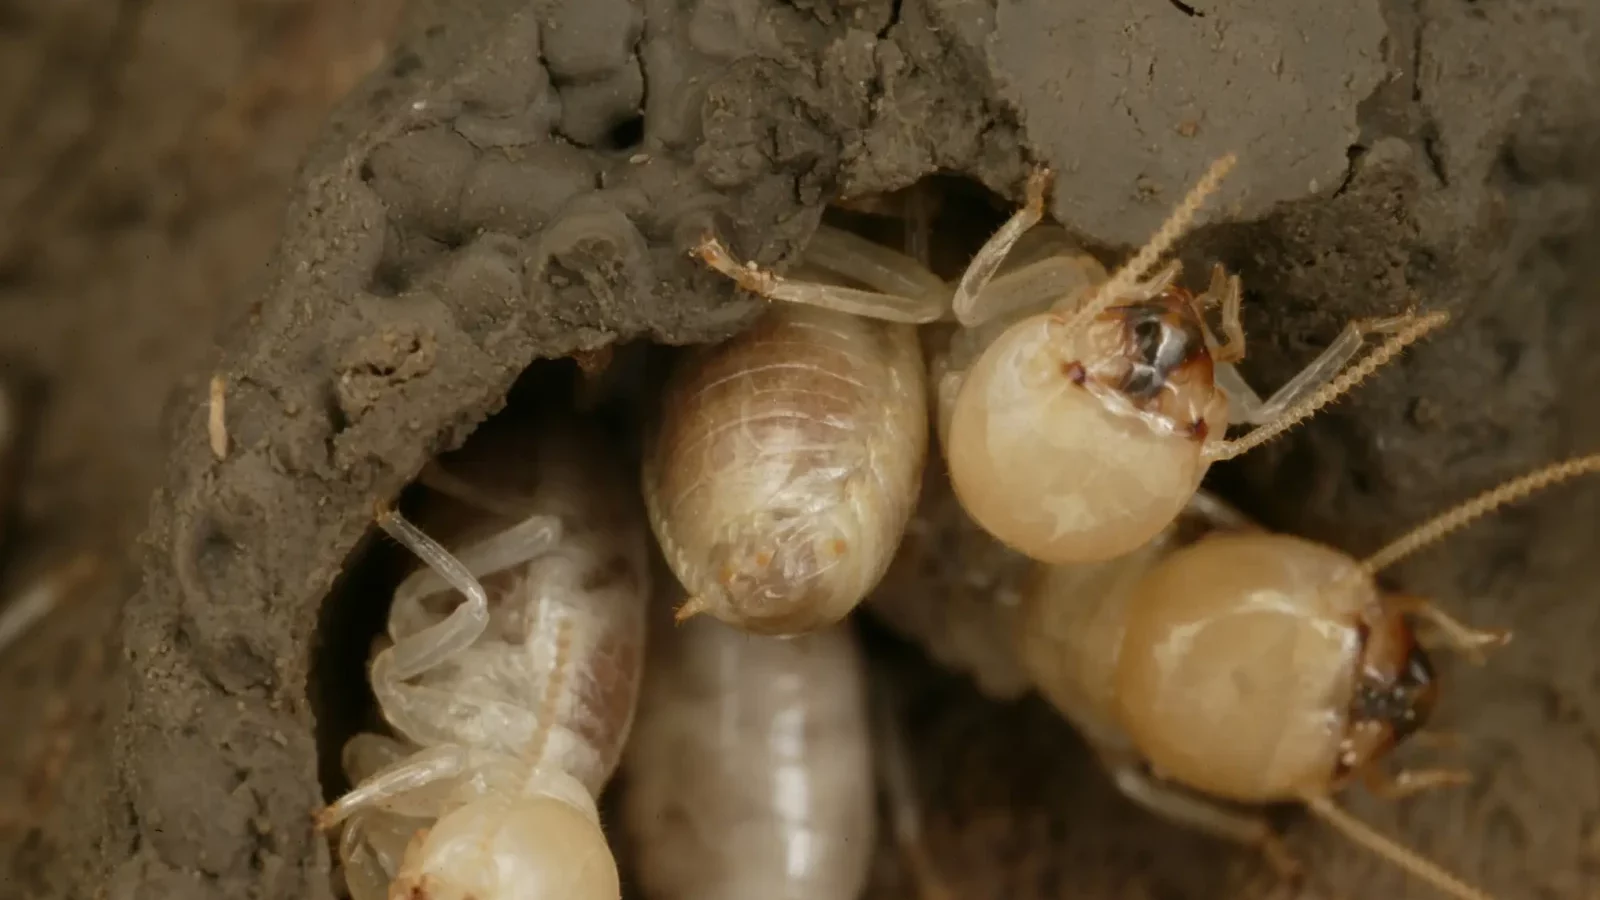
[39,0,1600,898]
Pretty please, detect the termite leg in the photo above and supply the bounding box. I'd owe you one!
[417,462,538,519]
[872,678,955,900]
[695,227,946,324]
[378,507,562,678]
[1206,310,1450,461]
[951,167,1053,326]
[971,254,1109,327]
[1106,759,1302,880]
[340,812,403,900]
[1222,313,1437,427]
[316,744,473,830]
[1361,765,1473,801]
[1386,593,1510,665]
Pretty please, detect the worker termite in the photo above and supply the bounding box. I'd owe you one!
[694,155,1449,566]
[1017,451,1600,900]
[643,209,934,635]
[619,596,878,900]
[315,414,651,900]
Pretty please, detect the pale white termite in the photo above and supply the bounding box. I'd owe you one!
[694,155,1450,566]
[643,207,936,635]
[619,590,876,900]
[1016,451,1600,900]
[315,413,651,900]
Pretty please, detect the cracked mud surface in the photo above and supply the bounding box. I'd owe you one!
[1,0,1598,898]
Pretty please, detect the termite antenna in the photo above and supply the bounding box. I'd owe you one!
[1056,152,1237,337]
[1301,795,1492,900]
[523,616,575,767]
[1361,452,1600,575]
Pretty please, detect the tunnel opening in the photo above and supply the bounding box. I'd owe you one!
[301,168,1288,896]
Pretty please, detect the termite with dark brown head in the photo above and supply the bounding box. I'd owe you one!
[314,413,651,900]
[693,155,1450,567]
[643,203,937,635]
[1017,451,1600,900]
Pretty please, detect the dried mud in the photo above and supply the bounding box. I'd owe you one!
[2,0,1599,899]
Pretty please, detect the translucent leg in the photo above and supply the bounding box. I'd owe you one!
[1362,765,1473,801]
[385,509,563,644]
[951,167,1054,326]
[339,812,403,900]
[965,254,1107,326]
[1107,761,1301,879]
[343,732,416,783]
[1225,314,1422,426]
[1213,362,1265,418]
[417,461,537,519]
[369,647,541,750]
[1206,310,1450,460]
[316,744,473,830]
[694,228,947,324]
[1385,593,1510,665]
[872,678,955,900]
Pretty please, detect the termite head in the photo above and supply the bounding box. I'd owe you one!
[1068,283,1220,441]
[943,157,1238,566]
[944,294,1230,566]
[1114,532,1392,803]
[391,784,618,900]
[1334,604,1440,780]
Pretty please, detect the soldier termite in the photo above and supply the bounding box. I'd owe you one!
[1018,451,1600,900]
[315,414,650,900]
[619,596,877,900]
[693,155,1449,567]
[643,208,934,635]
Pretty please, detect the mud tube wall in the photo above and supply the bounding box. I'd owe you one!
[80,0,1600,898]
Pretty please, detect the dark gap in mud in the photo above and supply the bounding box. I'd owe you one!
[605,115,645,152]
[827,172,1016,279]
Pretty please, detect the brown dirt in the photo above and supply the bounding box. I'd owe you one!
[2,0,1598,899]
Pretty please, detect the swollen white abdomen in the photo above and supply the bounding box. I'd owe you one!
[643,303,927,634]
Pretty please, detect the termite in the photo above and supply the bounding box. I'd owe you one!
[643,205,935,635]
[694,155,1449,566]
[315,413,651,900]
[1017,451,1600,900]
[619,594,877,900]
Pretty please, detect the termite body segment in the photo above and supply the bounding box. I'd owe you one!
[1021,452,1600,900]
[317,415,651,900]
[696,157,1449,566]
[621,599,875,900]
[644,239,932,635]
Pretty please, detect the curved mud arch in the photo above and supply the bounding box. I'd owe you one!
[59,1,1600,900]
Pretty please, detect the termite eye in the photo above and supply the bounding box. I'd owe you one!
[1133,318,1163,356]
